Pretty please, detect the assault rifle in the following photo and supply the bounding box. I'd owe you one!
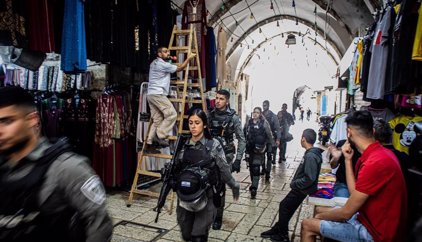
[154,134,188,223]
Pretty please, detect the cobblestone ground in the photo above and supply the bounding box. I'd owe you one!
[108,119,323,242]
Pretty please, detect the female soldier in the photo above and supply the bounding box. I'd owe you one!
[175,109,240,242]
[244,107,275,199]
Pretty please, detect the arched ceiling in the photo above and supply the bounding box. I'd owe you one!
[172,0,377,84]
[172,0,376,57]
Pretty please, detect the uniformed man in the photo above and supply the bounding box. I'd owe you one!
[277,103,295,163]
[244,107,275,199]
[262,100,280,177]
[208,89,246,230]
[175,109,240,242]
[0,86,113,242]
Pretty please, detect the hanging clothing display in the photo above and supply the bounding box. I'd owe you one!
[182,0,207,79]
[217,26,227,83]
[84,0,175,73]
[347,62,358,95]
[61,0,87,73]
[84,0,112,64]
[412,4,422,61]
[206,26,217,90]
[93,91,134,187]
[355,39,363,85]
[360,105,395,122]
[111,0,138,68]
[366,5,394,100]
[27,0,55,52]
[157,0,175,48]
[1,64,94,92]
[0,0,27,47]
[359,21,377,95]
[390,0,422,93]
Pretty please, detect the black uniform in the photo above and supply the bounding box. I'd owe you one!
[277,110,294,162]
[262,109,280,170]
[244,117,274,197]
[208,107,246,227]
[0,138,112,242]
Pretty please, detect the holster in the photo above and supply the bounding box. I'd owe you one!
[212,186,225,208]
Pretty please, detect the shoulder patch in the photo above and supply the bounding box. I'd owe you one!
[212,138,223,152]
[80,175,106,205]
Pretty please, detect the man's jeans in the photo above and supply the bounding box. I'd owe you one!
[333,182,350,198]
[320,214,373,242]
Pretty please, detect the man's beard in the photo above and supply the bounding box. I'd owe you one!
[0,137,31,157]
[348,137,357,150]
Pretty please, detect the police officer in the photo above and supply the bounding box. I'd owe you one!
[0,86,112,242]
[208,89,246,230]
[277,103,295,163]
[175,109,240,242]
[262,100,280,178]
[244,107,275,199]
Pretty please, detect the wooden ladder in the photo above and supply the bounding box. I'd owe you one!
[127,25,207,215]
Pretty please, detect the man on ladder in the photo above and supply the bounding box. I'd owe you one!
[208,89,246,230]
[144,47,196,153]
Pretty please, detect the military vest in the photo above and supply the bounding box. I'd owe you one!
[246,119,267,152]
[209,109,236,154]
[176,139,222,210]
[264,111,277,136]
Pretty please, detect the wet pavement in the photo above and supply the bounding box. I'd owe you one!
[108,119,324,242]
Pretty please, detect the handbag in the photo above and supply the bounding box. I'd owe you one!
[283,132,294,142]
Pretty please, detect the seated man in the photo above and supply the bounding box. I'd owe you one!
[301,111,408,242]
[261,129,322,242]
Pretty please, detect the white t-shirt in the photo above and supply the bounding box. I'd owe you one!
[329,115,348,145]
[147,58,177,95]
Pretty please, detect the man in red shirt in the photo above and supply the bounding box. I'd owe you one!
[301,111,407,242]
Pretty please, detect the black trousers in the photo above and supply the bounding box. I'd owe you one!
[279,141,287,160]
[274,189,307,233]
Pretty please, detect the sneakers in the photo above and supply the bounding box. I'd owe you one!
[278,158,286,163]
[152,135,170,148]
[143,144,160,154]
[250,187,257,199]
[261,228,289,242]
[270,233,290,242]
[261,227,279,238]
[212,217,222,230]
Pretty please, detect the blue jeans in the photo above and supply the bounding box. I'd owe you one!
[320,214,373,242]
[333,182,350,198]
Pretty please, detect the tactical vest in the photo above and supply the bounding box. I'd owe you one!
[246,119,267,152]
[209,110,236,154]
[176,140,222,211]
[0,139,84,242]
[264,111,277,137]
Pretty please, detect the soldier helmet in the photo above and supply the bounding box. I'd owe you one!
[176,167,210,212]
